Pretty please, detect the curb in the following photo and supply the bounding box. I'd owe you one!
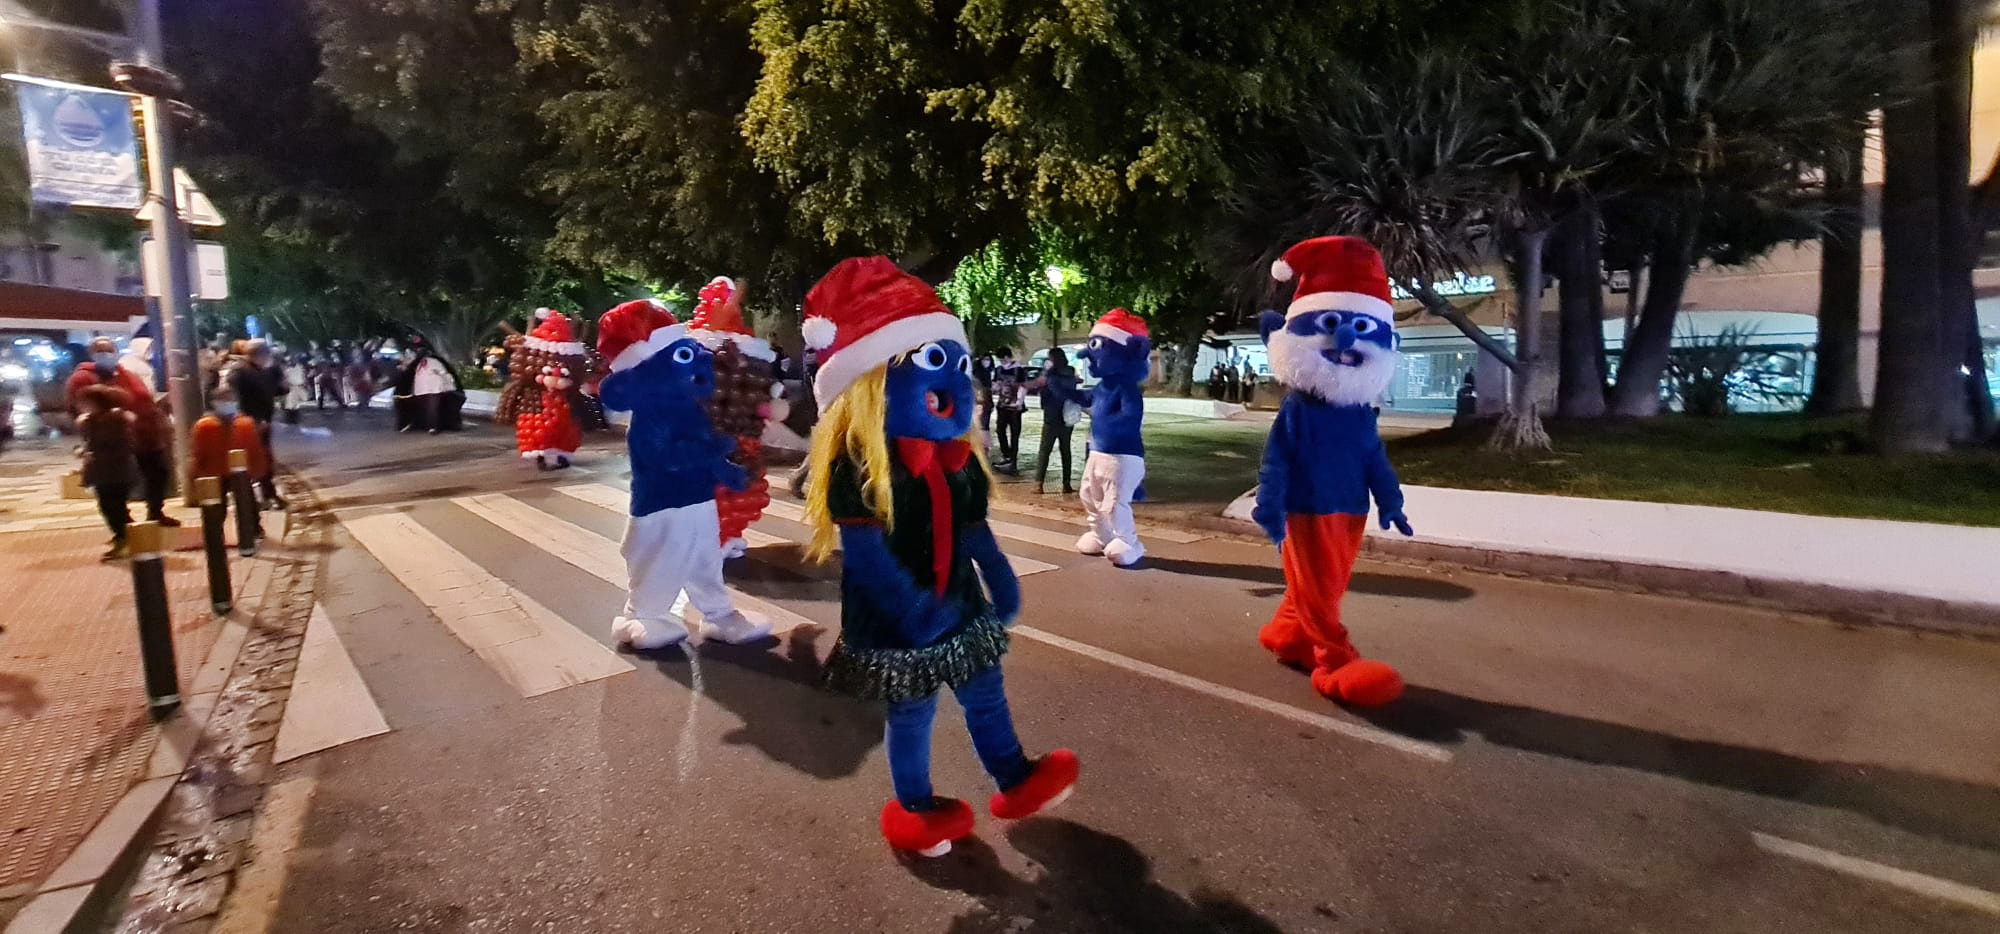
[1177,512,2000,640]
[3,522,282,934]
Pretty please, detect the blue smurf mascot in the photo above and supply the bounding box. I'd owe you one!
[1074,308,1152,567]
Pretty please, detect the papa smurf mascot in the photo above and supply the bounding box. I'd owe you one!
[1253,236,1413,708]
[799,257,1079,859]
[594,299,772,649]
[1075,308,1152,567]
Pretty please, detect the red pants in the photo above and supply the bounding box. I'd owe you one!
[1262,513,1368,668]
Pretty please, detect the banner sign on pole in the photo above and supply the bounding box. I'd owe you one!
[6,75,142,210]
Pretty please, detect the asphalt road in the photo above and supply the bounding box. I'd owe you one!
[183,411,2000,933]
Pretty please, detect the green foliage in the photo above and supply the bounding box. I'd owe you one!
[1663,323,1796,417]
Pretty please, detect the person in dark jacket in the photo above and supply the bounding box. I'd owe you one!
[74,383,139,560]
[227,340,288,509]
[1025,348,1083,494]
[66,337,176,527]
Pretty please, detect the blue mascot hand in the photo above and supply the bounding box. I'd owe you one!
[912,597,964,646]
[1251,504,1286,546]
[1380,510,1414,537]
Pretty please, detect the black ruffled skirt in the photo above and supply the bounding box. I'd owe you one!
[824,615,1010,703]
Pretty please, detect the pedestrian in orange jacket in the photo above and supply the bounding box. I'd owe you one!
[190,385,268,489]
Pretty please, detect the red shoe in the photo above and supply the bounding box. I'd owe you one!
[1257,618,1315,669]
[880,798,975,858]
[1310,658,1404,707]
[989,750,1080,820]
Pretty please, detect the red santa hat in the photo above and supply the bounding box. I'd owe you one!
[1088,307,1150,344]
[525,309,587,357]
[595,299,687,373]
[1271,236,1394,324]
[802,257,967,412]
[688,276,775,363]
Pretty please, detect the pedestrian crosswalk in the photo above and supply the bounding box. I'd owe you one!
[282,479,1097,761]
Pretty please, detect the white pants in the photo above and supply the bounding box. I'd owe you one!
[619,500,737,628]
[1079,451,1145,564]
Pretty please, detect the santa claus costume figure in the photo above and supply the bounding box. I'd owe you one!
[498,309,595,470]
[687,276,781,558]
[596,300,771,649]
[800,257,1078,859]
[1252,236,1414,707]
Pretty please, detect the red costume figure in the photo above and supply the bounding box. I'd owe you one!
[498,309,595,471]
[687,277,781,558]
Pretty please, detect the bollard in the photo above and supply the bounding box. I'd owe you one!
[228,449,259,558]
[127,522,182,719]
[197,475,231,615]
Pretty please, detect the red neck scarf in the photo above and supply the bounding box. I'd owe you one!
[895,437,972,596]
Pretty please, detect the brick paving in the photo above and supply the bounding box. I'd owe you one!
[0,451,236,921]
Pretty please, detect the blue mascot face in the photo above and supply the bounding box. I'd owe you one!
[625,337,715,407]
[1259,309,1399,407]
[884,339,975,442]
[1079,334,1152,384]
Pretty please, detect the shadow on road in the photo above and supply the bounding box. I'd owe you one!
[1363,686,2000,852]
[908,819,1283,934]
[1146,557,1477,602]
[643,626,884,781]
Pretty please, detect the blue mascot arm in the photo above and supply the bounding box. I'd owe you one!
[598,369,636,413]
[1365,423,1411,536]
[838,525,959,645]
[711,430,748,492]
[1252,411,1292,545]
[961,522,1020,624]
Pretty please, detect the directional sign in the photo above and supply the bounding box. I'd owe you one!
[134,167,225,228]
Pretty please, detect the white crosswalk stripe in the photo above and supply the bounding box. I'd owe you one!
[341,512,633,697]
[756,496,1060,576]
[274,604,391,763]
[453,493,823,637]
[553,482,786,549]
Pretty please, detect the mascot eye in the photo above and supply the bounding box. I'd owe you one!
[1317,313,1341,333]
[1088,337,1106,351]
[913,342,949,371]
[1353,317,1378,335]
[671,346,697,365]
[957,355,973,377]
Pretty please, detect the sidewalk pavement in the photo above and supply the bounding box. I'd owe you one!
[0,445,276,933]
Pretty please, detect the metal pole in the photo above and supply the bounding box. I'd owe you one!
[196,475,231,614]
[132,0,202,506]
[126,521,182,718]
[228,449,259,557]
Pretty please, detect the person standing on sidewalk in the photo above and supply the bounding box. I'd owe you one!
[1026,348,1083,495]
[73,383,138,560]
[990,348,1025,473]
[227,340,288,510]
[66,337,177,528]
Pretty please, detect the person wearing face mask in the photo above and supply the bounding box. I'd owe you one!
[226,339,288,508]
[190,384,267,489]
[67,336,178,527]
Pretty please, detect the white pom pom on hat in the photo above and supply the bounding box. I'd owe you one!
[801,315,838,351]
[1271,259,1295,282]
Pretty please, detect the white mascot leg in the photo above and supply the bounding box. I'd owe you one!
[1100,454,1147,567]
[682,501,771,644]
[1076,451,1116,555]
[614,506,694,649]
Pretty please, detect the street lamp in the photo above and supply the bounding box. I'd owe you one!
[1045,265,1066,290]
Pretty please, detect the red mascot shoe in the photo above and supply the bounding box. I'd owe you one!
[880,798,975,858]
[1257,617,1316,670]
[990,750,1081,820]
[1310,656,1404,707]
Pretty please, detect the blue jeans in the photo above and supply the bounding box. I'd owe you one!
[885,666,1032,809]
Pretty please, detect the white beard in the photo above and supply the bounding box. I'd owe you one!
[1266,329,1397,408]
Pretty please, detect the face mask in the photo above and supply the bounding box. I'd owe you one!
[92,352,118,369]
[214,402,239,418]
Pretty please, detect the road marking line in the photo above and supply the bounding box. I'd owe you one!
[274,605,391,763]
[1010,625,1452,763]
[209,772,318,934]
[342,512,632,697]
[759,496,1059,576]
[990,498,1209,544]
[454,493,820,637]
[1751,833,2000,916]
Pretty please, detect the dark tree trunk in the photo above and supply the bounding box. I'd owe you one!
[1164,318,1203,397]
[1806,128,1867,416]
[1622,261,1644,344]
[1555,205,1608,419]
[1491,224,1553,450]
[1933,0,1992,442]
[1609,205,1700,417]
[1970,152,2000,443]
[1871,0,1953,454]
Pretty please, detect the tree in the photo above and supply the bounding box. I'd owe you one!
[1804,129,1867,415]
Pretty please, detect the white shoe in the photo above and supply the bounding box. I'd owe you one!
[1103,539,1145,567]
[614,617,689,650]
[720,537,749,559]
[699,611,772,645]
[1075,531,1106,556]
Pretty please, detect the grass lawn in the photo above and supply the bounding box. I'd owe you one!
[1388,415,2000,528]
